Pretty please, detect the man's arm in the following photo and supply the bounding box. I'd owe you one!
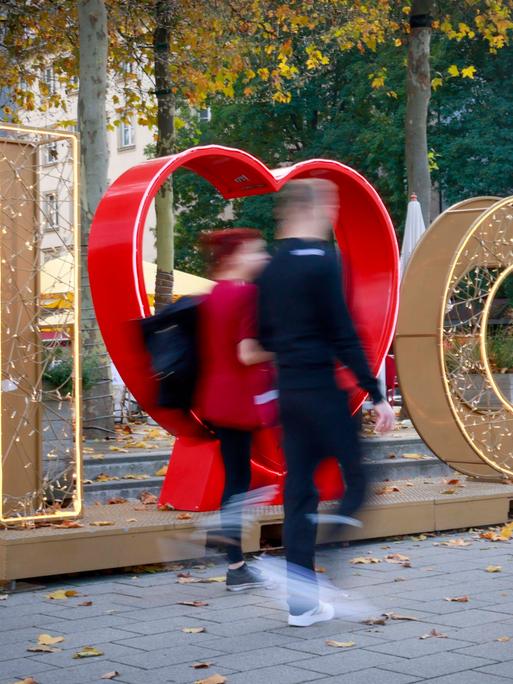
[317,253,384,405]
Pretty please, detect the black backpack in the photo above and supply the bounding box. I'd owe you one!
[139,296,201,409]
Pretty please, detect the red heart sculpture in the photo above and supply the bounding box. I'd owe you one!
[89,145,399,510]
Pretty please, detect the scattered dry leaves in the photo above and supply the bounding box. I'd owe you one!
[182,627,206,634]
[192,662,213,669]
[107,497,127,505]
[444,596,469,603]
[177,512,193,520]
[362,616,388,626]
[486,565,502,573]
[402,453,426,460]
[101,672,119,679]
[109,446,128,453]
[73,646,104,659]
[90,521,114,527]
[496,636,511,642]
[155,465,168,477]
[78,601,93,607]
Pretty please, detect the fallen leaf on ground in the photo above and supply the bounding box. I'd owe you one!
[101,672,119,680]
[206,576,226,583]
[37,634,64,646]
[177,512,193,520]
[107,497,127,505]
[496,636,511,642]
[486,565,502,573]
[194,675,226,684]
[375,485,400,495]
[444,596,469,603]
[402,453,425,460]
[387,453,396,459]
[14,679,38,684]
[499,521,513,539]
[315,566,326,573]
[435,539,472,548]
[124,473,151,480]
[49,520,84,529]
[326,640,355,648]
[441,488,457,495]
[126,518,137,523]
[95,473,119,482]
[192,662,212,669]
[158,502,175,510]
[178,601,209,607]
[362,616,388,625]
[108,446,128,453]
[46,589,79,600]
[27,644,62,653]
[90,521,114,527]
[446,478,461,485]
[350,557,381,565]
[125,441,151,449]
[78,601,93,607]
[383,611,418,621]
[420,629,448,639]
[155,466,168,477]
[0,594,7,600]
[384,554,410,564]
[182,627,206,634]
[73,646,104,659]
[138,491,158,505]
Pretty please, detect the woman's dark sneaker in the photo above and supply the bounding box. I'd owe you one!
[226,563,269,592]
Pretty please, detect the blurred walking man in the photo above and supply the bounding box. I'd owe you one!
[258,179,395,627]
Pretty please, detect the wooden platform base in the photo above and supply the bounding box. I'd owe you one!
[1,478,513,581]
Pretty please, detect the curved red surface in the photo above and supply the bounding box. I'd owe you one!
[88,145,399,509]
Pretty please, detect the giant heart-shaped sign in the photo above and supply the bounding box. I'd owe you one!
[89,145,399,510]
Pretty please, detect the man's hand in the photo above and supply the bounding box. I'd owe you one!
[373,400,396,434]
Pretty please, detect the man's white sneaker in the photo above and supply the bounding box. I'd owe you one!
[288,601,335,627]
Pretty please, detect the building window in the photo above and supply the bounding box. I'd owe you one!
[42,142,58,165]
[42,66,57,95]
[118,120,135,149]
[199,107,211,123]
[43,192,59,230]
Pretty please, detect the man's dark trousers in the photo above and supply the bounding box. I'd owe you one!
[280,383,367,615]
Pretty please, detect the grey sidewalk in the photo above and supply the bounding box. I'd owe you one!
[1,527,513,684]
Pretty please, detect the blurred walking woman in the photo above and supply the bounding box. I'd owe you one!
[195,229,274,591]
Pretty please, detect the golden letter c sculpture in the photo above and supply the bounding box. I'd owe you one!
[396,196,513,479]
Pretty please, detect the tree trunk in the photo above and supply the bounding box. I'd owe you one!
[78,0,114,437]
[405,0,433,226]
[153,0,178,312]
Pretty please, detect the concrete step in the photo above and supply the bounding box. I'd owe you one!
[83,436,454,504]
[83,449,170,480]
[84,476,163,504]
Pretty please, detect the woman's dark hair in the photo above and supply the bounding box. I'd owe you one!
[200,228,262,273]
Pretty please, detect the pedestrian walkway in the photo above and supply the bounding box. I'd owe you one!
[1,527,513,684]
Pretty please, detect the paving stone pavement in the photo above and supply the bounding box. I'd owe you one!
[2,528,513,684]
